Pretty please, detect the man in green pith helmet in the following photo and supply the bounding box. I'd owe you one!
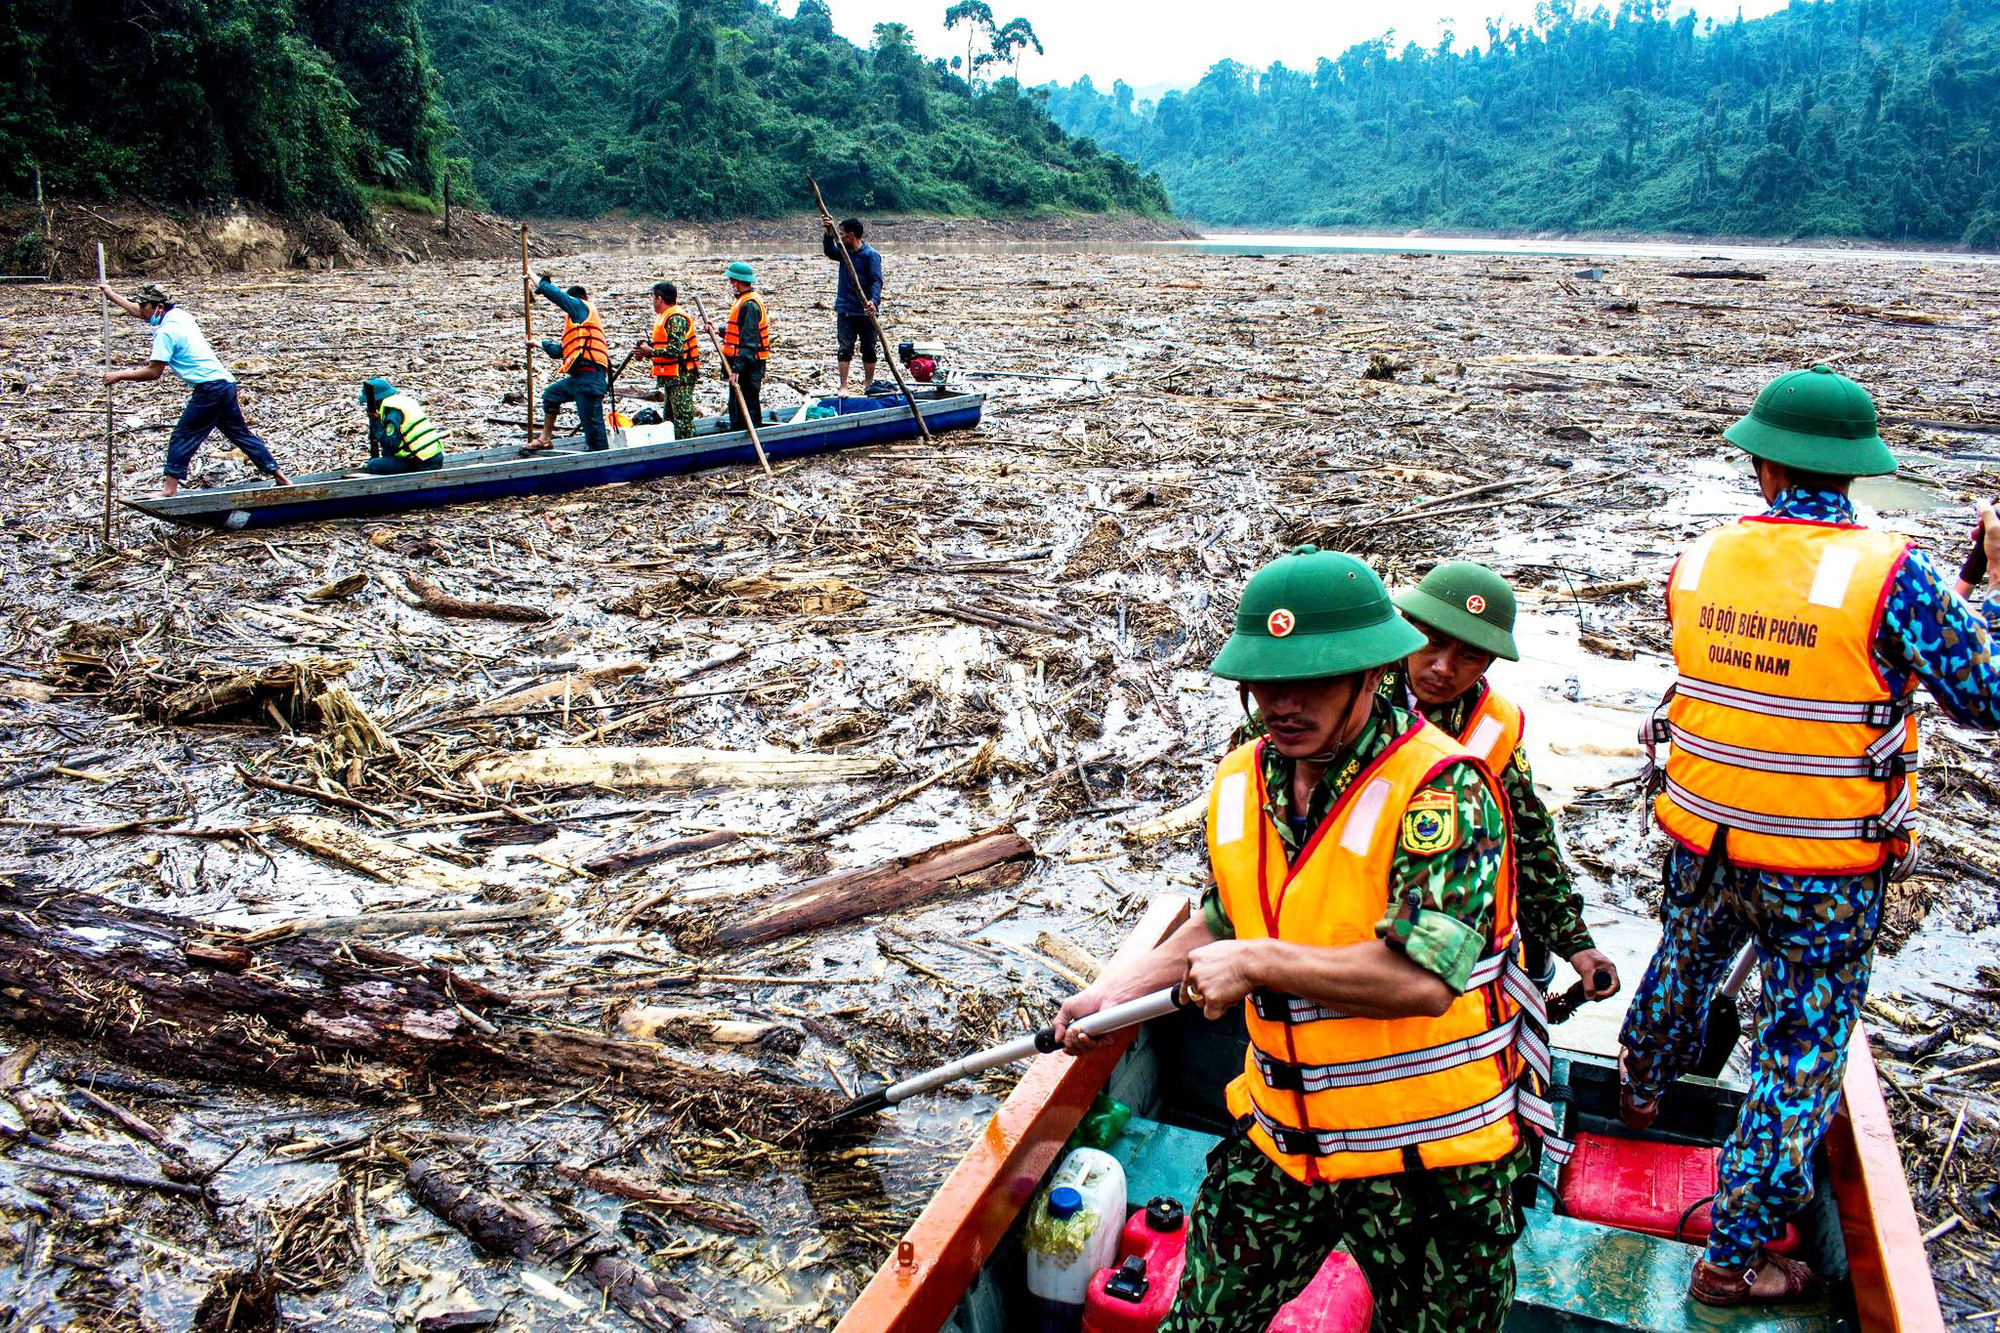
[710,260,769,434]
[1053,546,1571,1333]
[1624,365,2000,1306]
[357,377,445,474]
[1386,561,1620,1002]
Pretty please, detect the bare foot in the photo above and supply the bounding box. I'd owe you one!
[522,439,553,452]
[270,471,293,487]
[155,477,182,499]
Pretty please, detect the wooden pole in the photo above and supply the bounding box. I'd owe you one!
[689,290,773,477]
[97,242,114,548]
[519,225,536,436]
[442,177,451,239]
[807,175,932,442]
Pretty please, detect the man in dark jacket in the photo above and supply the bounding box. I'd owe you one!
[819,215,882,395]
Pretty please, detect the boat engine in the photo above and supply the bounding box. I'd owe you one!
[896,340,954,388]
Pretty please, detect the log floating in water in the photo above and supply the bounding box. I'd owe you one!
[271,813,491,896]
[403,574,551,623]
[579,829,740,876]
[464,746,893,791]
[0,883,835,1139]
[405,1158,727,1332]
[675,826,1033,954]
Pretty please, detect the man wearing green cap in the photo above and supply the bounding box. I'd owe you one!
[1055,547,1569,1333]
[100,280,291,498]
[1622,365,2000,1306]
[1388,561,1619,1004]
[357,378,445,474]
[711,261,770,434]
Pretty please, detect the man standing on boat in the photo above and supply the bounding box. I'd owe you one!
[1056,546,1568,1333]
[357,377,445,473]
[1623,366,2000,1307]
[634,281,699,439]
[1386,561,1620,1001]
[99,281,291,499]
[527,274,610,452]
[818,214,882,396]
[711,262,769,435]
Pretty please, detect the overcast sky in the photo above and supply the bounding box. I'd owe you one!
[809,0,1791,92]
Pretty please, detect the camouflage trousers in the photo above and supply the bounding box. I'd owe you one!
[657,373,696,439]
[1160,1133,1527,1333]
[1619,847,1883,1270]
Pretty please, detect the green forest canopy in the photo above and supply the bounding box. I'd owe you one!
[1043,0,2000,245]
[0,0,1166,223]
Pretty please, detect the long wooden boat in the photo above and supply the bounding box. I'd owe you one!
[839,895,1945,1333]
[122,389,984,530]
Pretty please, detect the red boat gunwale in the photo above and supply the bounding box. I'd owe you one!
[837,898,1946,1333]
[836,893,1191,1333]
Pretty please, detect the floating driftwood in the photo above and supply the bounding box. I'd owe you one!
[404,573,551,623]
[1123,794,1204,842]
[675,826,1033,954]
[271,814,491,896]
[462,662,645,718]
[463,745,892,791]
[0,883,835,1138]
[406,1158,726,1333]
[156,656,354,721]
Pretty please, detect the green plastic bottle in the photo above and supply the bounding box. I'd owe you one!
[1070,1093,1132,1151]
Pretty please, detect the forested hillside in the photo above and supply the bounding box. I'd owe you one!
[1,0,454,227]
[424,0,1165,217]
[0,0,1165,224]
[1045,0,2000,245]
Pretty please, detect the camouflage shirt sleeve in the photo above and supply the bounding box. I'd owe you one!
[1201,882,1234,940]
[1375,758,1507,993]
[1502,746,1595,959]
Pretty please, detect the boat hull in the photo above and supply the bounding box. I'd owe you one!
[122,393,983,530]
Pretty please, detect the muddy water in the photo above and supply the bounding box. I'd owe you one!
[3,238,1999,1326]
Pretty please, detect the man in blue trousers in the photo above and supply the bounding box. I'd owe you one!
[1623,365,2000,1307]
[100,281,291,498]
[526,273,610,451]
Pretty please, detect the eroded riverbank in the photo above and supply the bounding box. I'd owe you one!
[1,242,1997,1328]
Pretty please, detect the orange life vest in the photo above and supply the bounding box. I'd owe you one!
[560,300,609,373]
[1452,682,1523,775]
[721,291,770,360]
[1208,718,1569,1185]
[1654,517,1918,876]
[651,306,699,379]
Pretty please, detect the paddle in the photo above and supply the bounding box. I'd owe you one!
[690,290,775,478]
[824,983,1193,1124]
[807,176,934,442]
[1692,945,1757,1080]
[1544,967,1617,1025]
[519,225,537,437]
[608,344,640,432]
[1959,500,1995,589]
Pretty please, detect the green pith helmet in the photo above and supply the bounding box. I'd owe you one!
[1210,546,1426,683]
[132,282,171,305]
[1394,561,1520,662]
[726,261,756,284]
[1723,365,1895,477]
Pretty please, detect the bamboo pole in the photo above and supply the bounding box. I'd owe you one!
[97,242,114,547]
[519,224,536,437]
[689,290,773,477]
[807,175,932,442]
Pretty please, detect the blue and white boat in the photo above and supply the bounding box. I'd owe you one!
[123,389,984,530]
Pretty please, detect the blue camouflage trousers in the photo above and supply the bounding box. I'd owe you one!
[1619,846,1883,1270]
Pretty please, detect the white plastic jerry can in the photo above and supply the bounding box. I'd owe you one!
[1023,1146,1128,1332]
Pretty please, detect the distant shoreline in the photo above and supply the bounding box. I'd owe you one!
[1176,222,1997,257]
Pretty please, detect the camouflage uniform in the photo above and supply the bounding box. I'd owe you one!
[1183,698,1525,1333]
[658,370,697,439]
[1622,485,2000,1271]
[1378,666,1597,962]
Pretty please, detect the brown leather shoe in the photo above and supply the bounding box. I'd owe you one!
[1618,1084,1659,1130]
[1689,1251,1820,1306]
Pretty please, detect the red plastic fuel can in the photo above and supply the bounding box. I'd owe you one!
[1558,1132,1800,1253]
[1267,1250,1373,1332]
[1082,1198,1187,1333]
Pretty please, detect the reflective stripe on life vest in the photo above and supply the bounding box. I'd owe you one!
[651,306,699,378]
[721,291,770,360]
[1457,682,1524,774]
[1655,518,1917,874]
[378,392,443,462]
[1208,720,1569,1184]
[560,300,609,373]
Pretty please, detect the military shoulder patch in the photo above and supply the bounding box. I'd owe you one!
[1401,788,1458,856]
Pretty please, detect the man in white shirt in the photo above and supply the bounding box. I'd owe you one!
[100,282,290,498]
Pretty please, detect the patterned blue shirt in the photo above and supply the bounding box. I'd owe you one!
[1670,486,2000,895]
